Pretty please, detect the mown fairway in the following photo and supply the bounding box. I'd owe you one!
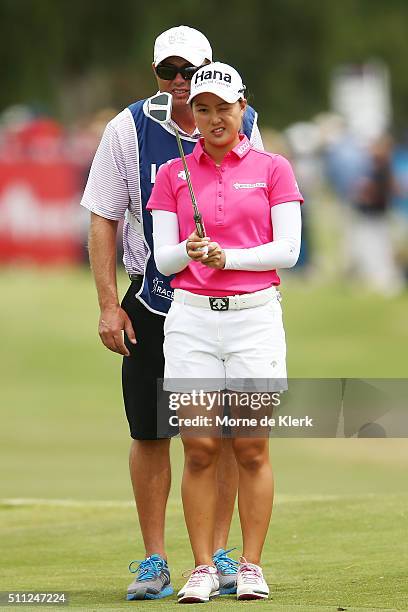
[1,269,407,611]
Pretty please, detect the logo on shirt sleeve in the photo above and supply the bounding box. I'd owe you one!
[177,170,187,181]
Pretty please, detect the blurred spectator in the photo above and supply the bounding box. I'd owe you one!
[391,133,408,280]
[349,134,404,295]
[322,118,404,294]
[323,116,370,202]
[67,108,118,184]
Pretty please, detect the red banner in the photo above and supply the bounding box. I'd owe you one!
[0,159,83,265]
[0,117,88,265]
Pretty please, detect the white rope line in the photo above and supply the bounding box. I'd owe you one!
[0,493,370,508]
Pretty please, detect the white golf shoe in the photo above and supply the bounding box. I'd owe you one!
[236,558,269,600]
[178,564,219,603]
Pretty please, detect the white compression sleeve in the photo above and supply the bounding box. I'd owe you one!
[152,210,190,276]
[224,201,302,271]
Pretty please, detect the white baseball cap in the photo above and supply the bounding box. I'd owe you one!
[187,62,246,104]
[153,26,212,67]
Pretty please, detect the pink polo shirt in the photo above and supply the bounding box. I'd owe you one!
[147,135,303,296]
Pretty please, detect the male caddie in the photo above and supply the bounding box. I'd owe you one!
[80,25,263,600]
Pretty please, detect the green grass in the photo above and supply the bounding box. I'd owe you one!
[1,490,407,610]
[1,269,408,610]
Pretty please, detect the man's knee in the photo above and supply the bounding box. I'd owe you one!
[184,439,222,472]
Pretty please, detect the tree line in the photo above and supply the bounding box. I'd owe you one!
[2,0,408,129]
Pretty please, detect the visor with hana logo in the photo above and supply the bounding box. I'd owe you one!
[187,62,246,104]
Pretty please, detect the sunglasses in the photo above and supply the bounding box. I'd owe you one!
[155,63,200,81]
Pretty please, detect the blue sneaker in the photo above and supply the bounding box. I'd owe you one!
[126,554,174,600]
[213,548,239,595]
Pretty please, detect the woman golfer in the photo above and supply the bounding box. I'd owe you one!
[147,62,303,603]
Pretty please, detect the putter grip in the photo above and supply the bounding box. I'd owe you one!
[194,214,206,239]
[193,215,208,255]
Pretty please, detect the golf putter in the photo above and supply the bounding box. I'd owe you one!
[146,92,208,253]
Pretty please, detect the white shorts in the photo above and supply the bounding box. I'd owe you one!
[163,289,287,392]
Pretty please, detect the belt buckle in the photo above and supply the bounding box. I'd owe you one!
[209,297,229,311]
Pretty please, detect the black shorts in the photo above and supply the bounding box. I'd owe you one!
[121,279,175,440]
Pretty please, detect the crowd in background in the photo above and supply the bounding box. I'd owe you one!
[278,113,408,296]
[1,103,407,296]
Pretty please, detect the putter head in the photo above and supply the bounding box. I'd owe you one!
[146,92,172,124]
